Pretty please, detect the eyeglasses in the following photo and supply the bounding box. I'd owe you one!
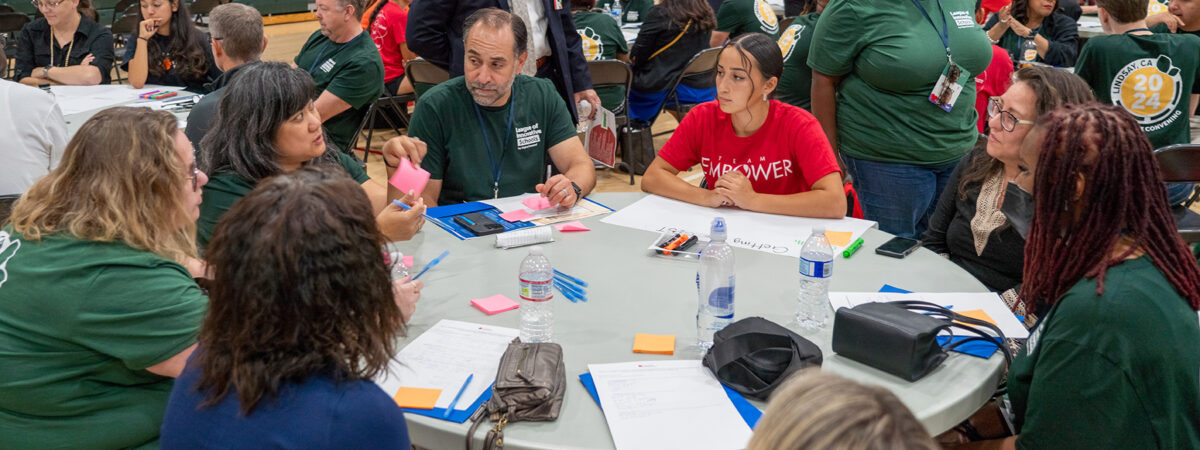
[187,161,200,191]
[31,0,66,9]
[987,97,1036,132]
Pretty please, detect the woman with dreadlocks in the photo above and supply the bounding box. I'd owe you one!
[940,102,1200,449]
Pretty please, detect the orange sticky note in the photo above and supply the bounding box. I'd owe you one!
[955,309,997,326]
[633,333,676,355]
[825,230,854,247]
[393,387,442,409]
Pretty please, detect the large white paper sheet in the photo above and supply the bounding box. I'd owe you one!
[374,320,518,408]
[601,194,877,257]
[51,84,184,115]
[589,360,752,450]
[829,292,1030,339]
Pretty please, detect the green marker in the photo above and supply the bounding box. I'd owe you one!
[842,238,864,258]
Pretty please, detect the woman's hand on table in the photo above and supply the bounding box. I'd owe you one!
[714,170,758,209]
[392,275,422,324]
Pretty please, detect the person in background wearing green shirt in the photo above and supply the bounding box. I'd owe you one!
[809,0,992,239]
[711,0,781,46]
[0,107,209,449]
[383,8,596,206]
[620,0,655,23]
[197,62,425,249]
[774,0,826,110]
[943,103,1200,450]
[1075,0,1200,206]
[293,0,384,152]
[572,0,631,112]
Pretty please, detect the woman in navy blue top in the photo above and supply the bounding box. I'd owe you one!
[160,166,422,448]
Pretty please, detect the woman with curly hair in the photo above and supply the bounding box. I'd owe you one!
[160,166,421,447]
[124,0,221,92]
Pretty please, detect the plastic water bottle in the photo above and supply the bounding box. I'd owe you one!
[518,246,554,343]
[1019,35,1038,68]
[697,217,735,351]
[576,99,593,133]
[611,0,622,22]
[797,226,834,332]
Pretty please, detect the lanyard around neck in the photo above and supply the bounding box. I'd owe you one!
[910,0,952,60]
[472,90,517,199]
[307,32,364,74]
[49,34,74,68]
[1124,27,1152,34]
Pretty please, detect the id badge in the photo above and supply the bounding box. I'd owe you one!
[928,60,971,112]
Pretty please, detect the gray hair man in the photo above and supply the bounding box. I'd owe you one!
[184,2,267,148]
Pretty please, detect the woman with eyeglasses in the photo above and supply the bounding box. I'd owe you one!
[13,0,114,86]
[0,107,209,448]
[924,67,1092,324]
[123,0,221,92]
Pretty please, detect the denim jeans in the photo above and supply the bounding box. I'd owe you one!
[842,154,961,239]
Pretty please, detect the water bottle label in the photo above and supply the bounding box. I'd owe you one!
[799,258,832,278]
[519,278,553,302]
[707,278,734,309]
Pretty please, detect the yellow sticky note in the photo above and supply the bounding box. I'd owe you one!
[956,309,998,326]
[633,333,676,355]
[393,387,442,409]
[825,230,854,247]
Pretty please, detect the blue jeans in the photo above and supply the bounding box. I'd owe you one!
[1167,182,1195,206]
[843,155,960,239]
[628,85,717,123]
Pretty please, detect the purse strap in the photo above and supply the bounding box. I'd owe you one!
[889,300,1014,365]
[648,19,692,60]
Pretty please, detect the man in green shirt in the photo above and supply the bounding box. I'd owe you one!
[775,0,827,110]
[573,0,631,112]
[384,8,596,206]
[711,0,782,47]
[293,0,384,153]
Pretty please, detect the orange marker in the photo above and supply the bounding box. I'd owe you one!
[661,234,691,255]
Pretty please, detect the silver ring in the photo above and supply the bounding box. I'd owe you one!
[561,188,568,196]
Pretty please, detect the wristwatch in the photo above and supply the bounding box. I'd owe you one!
[570,181,582,199]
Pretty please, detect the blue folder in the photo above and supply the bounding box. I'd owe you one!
[578,372,762,429]
[400,383,493,423]
[425,202,534,240]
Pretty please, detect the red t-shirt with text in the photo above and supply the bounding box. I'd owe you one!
[657,100,840,195]
[370,2,408,83]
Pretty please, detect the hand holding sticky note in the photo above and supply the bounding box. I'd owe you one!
[633,333,675,355]
[393,387,441,409]
[389,158,431,197]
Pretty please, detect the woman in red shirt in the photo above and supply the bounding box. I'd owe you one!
[641,33,845,218]
[367,0,414,95]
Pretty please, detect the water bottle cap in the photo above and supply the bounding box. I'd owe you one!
[811,225,825,234]
[529,246,544,256]
[711,217,727,233]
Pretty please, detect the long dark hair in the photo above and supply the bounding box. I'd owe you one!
[660,0,717,32]
[137,0,209,81]
[1020,103,1200,315]
[1011,0,1057,24]
[958,67,1093,199]
[367,0,388,30]
[199,62,340,180]
[196,166,403,414]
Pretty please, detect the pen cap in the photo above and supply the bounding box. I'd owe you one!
[710,217,727,241]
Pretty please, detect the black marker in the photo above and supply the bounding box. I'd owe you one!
[655,233,681,254]
[675,235,699,253]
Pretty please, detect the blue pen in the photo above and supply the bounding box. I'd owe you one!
[553,280,580,303]
[553,276,587,295]
[411,250,449,281]
[443,373,473,418]
[391,199,432,219]
[552,269,588,287]
[554,279,587,302]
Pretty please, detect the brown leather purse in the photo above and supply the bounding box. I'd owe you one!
[466,338,566,450]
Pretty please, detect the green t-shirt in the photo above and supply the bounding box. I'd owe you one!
[716,0,782,40]
[776,12,820,110]
[1006,257,1200,449]
[409,76,578,205]
[196,152,370,249]
[293,30,385,152]
[808,0,992,165]
[0,228,207,449]
[574,9,631,112]
[620,0,653,23]
[1075,32,1200,149]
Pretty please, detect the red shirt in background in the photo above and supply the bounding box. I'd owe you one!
[370,1,408,83]
[981,0,1010,14]
[657,100,841,195]
[975,45,1014,134]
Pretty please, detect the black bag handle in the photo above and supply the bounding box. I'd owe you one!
[888,300,1014,365]
[707,332,800,393]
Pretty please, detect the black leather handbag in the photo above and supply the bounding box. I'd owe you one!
[702,317,823,400]
[831,301,1013,382]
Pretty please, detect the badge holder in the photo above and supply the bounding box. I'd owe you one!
[928,59,972,113]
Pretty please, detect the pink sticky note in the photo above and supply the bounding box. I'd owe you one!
[522,196,554,210]
[388,158,431,197]
[402,255,414,267]
[553,221,590,232]
[471,294,520,315]
[499,209,535,222]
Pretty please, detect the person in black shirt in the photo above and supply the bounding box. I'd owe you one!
[15,0,114,86]
[184,3,266,149]
[123,0,221,92]
[627,0,717,123]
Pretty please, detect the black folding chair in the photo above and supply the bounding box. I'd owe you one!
[110,5,140,83]
[347,91,416,162]
[0,193,19,225]
[188,0,224,26]
[652,46,721,136]
[1155,143,1200,242]
[405,58,450,102]
[586,59,635,184]
[0,12,30,77]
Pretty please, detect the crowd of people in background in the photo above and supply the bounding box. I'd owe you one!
[1,0,1199,447]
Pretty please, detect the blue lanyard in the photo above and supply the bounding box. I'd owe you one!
[472,92,517,199]
[910,0,952,60]
[307,32,365,74]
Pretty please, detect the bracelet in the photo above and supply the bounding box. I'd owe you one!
[138,36,148,41]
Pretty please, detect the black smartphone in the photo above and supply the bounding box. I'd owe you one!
[454,212,506,236]
[875,237,921,259]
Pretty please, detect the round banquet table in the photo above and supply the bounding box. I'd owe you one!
[387,192,1004,450]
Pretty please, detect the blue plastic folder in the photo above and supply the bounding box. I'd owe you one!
[876,284,1002,359]
[578,373,762,429]
[425,202,534,240]
[400,383,494,423]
